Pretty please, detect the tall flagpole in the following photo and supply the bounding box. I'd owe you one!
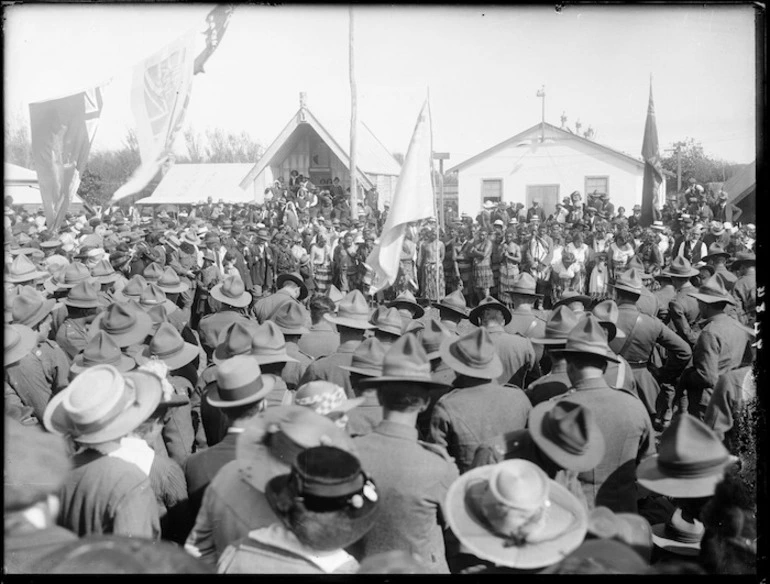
[349,6,358,215]
[427,87,440,300]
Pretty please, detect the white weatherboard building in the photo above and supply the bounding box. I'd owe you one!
[448,122,664,219]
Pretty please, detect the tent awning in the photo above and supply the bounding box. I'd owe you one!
[141,163,255,204]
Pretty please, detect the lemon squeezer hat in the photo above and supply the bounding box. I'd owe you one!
[324,290,374,329]
[339,337,386,377]
[439,327,504,380]
[11,286,56,328]
[6,254,54,284]
[5,323,38,366]
[420,318,454,360]
[250,321,298,365]
[386,290,425,319]
[687,274,737,305]
[269,301,309,336]
[113,275,148,302]
[137,322,199,370]
[212,319,260,365]
[206,354,275,408]
[157,267,189,294]
[590,299,626,341]
[70,330,136,375]
[509,272,543,298]
[210,275,252,308]
[138,283,177,313]
[469,296,512,326]
[662,256,699,278]
[611,268,644,296]
[553,314,620,363]
[359,333,450,390]
[432,289,470,318]
[90,258,119,284]
[63,281,100,309]
[88,302,153,347]
[369,306,404,337]
[531,305,581,346]
[141,262,164,284]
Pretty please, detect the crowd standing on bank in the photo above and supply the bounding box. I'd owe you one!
[3,174,757,574]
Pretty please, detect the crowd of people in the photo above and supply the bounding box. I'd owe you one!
[3,173,757,574]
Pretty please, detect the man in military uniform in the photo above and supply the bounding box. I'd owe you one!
[431,290,470,336]
[730,251,756,328]
[703,243,736,291]
[54,281,101,360]
[608,269,691,426]
[197,276,253,361]
[298,294,340,359]
[429,328,532,474]
[251,272,306,325]
[666,257,703,347]
[353,335,459,573]
[505,272,549,383]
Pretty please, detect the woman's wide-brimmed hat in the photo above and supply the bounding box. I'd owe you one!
[439,327,504,380]
[265,446,380,551]
[369,306,404,337]
[236,405,356,492]
[11,286,56,328]
[637,413,738,498]
[5,323,38,366]
[552,315,620,363]
[210,276,252,308]
[651,508,704,557]
[250,321,298,365]
[590,299,626,342]
[88,302,153,347]
[70,330,136,375]
[293,381,365,418]
[339,337,386,377]
[6,254,52,284]
[687,275,737,305]
[212,320,260,365]
[359,333,450,390]
[444,459,588,570]
[469,296,512,326]
[276,272,308,301]
[509,272,543,298]
[43,364,163,444]
[528,400,606,472]
[137,322,199,370]
[325,290,374,329]
[531,306,581,346]
[269,301,309,336]
[432,289,470,318]
[206,354,275,408]
[157,267,190,294]
[662,256,699,278]
[387,290,425,319]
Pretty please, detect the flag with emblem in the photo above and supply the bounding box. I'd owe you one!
[111,31,197,203]
[366,98,435,293]
[29,85,105,231]
[641,77,663,227]
[194,5,235,75]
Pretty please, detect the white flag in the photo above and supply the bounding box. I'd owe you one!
[366,99,434,293]
[112,31,196,202]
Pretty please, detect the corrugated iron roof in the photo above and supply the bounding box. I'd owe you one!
[722,160,755,205]
[142,163,255,204]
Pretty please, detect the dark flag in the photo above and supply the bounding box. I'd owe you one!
[641,79,663,227]
[194,5,235,75]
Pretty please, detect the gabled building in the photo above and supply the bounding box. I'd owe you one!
[722,160,755,224]
[240,93,401,209]
[448,121,664,218]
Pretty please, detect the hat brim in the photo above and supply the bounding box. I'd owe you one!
[338,365,382,377]
[158,282,190,294]
[386,300,425,319]
[327,396,367,414]
[136,341,199,371]
[5,324,39,366]
[636,454,738,498]
[276,324,309,336]
[210,284,252,308]
[63,298,100,309]
[6,270,50,284]
[438,338,504,380]
[702,252,730,262]
[70,352,136,376]
[662,267,699,278]
[552,295,592,310]
[469,303,512,327]
[14,298,57,329]
[88,309,154,348]
[432,301,470,318]
[508,289,544,299]
[205,376,276,409]
[528,401,606,472]
[44,370,162,444]
[552,348,620,363]
[358,375,449,390]
[610,283,642,296]
[651,523,701,556]
[687,291,736,305]
[444,465,588,570]
[324,313,375,330]
[212,345,254,366]
[276,274,308,301]
[95,272,120,284]
[252,352,299,365]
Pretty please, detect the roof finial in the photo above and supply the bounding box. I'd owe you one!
[560,111,567,129]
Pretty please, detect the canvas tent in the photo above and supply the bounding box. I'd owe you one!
[140,163,258,205]
[4,162,86,211]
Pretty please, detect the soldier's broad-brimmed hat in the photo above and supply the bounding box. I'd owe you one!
[651,508,704,557]
[359,334,450,390]
[113,275,148,303]
[469,296,512,327]
[590,299,626,341]
[637,413,738,498]
[369,306,403,337]
[531,305,581,346]
[420,319,454,360]
[439,327,504,380]
[70,330,136,375]
[432,289,470,318]
[212,320,260,365]
[276,272,308,301]
[729,251,756,270]
[528,400,606,472]
[11,286,56,328]
[5,323,38,366]
[270,301,310,336]
[509,272,543,298]
[339,337,386,377]
[687,274,737,305]
[137,322,199,370]
[387,290,425,319]
[206,354,275,408]
[611,268,644,296]
[90,258,120,284]
[157,267,190,294]
[552,314,620,363]
[552,290,592,311]
[662,256,699,278]
[444,459,588,570]
[6,254,50,284]
[210,275,252,308]
[63,281,100,310]
[325,290,374,329]
[88,302,153,347]
[702,243,731,262]
[250,321,299,365]
[138,283,177,314]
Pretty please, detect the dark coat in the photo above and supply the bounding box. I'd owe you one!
[4,523,79,574]
[184,431,238,520]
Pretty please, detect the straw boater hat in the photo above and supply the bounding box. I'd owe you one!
[236,405,356,492]
[444,459,588,570]
[339,337,386,377]
[138,322,199,370]
[527,400,606,472]
[250,321,299,365]
[661,256,699,278]
[206,354,275,409]
[5,323,38,366]
[210,275,252,308]
[420,319,454,360]
[611,268,644,296]
[553,314,620,363]
[369,306,404,337]
[6,254,50,284]
[530,306,581,346]
[387,290,425,319]
[212,320,260,365]
[11,286,56,328]
[157,267,190,294]
[469,296,512,327]
[636,413,738,498]
[265,446,380,552]
[43,364,163,445]
[88,303,153,347]
[325,290,374,329]
[432,289,470,318]
[269,301,309,336]
[439,327,504,380]
[275,272,308,301]
[293,381,365,419]
[687,275,737,305]
[590,299,626,341]
[70,330,136,376]
[651,508,704,557]
[359,333,450,390]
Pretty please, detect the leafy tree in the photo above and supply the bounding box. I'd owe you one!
[179,126,263,163]
[661,138,738,193]
[4,111,34,169]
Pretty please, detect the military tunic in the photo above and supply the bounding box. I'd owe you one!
[298,340,361,399]
[485,325,537,387]
[5,340,70,423]
[297,321,340,359]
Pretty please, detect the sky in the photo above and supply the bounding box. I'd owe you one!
[4,5,758,168]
